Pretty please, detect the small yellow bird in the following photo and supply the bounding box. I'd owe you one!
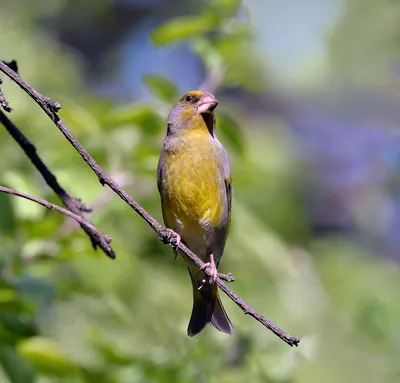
[157,90,234,336]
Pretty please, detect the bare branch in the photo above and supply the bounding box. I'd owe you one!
[0,60,300,347]
[0,185,113,257]
[0,60,115,258]
[0,109,115,259]
[0,76,13,112]
[199,63,226,94]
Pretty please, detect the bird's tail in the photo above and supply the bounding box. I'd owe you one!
[187,268,234,337]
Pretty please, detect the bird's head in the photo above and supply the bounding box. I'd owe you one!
[167,90,219,136]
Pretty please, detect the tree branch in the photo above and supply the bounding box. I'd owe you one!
[59,172,133,237]
[0,60,115,259]
[0,60,300,347]
[0,76,13,112]
[0,185,113,255]
[199,63,226,95]
[0,108,115,259]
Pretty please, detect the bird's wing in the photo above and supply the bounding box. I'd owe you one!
[224,170,232,243]
[157,152,163,194]
[210,146,232,266]
[220,142,233,244]
[157,152,171,229]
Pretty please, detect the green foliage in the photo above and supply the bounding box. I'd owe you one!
[216,112,245,155]
[18,337,76,376]
[143,75,179,104]
[0,343,35,383]
[107,104,164,136]
[150,13,220,46]
[1,0,400,382]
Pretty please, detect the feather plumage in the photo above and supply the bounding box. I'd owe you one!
[157,91,233,336]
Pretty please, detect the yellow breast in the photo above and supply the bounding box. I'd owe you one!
[159,132,226,239]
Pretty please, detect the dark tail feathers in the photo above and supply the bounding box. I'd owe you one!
[187,269,234,337]
[210,293,234,334]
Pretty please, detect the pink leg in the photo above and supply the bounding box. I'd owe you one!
[199,253,218,284]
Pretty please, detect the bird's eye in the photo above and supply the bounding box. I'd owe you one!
[185,95,194,103]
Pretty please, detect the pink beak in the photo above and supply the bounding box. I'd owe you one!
[197,94,219,115]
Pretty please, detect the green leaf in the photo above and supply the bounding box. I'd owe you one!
[17,337,76,376]
[59,101,102,134]
[217,112,245,155]
[107,105,164,135]
[0,312,37,340]
[0,343,35,383]
[191,37,223,70]
[150,13,220,46]
[143,75,179,103]
[215,30,267,91]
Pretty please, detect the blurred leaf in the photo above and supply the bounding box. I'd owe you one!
[107,105,163,135]
[0,193,16,236]
[215,31,267,91]
[192,37,223,70]
[17,337,76,376]
[59,101,102,134]
[0,289,18,304]
[217,112,245,155]
[209,0,242,13]
[151,13,220,46]
[2,173,43,221]
[0,285,24,319]
[0,313,37,340]
[143,75,179,103]
[0,342,35,383]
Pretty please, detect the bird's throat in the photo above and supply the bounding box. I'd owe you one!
[200,113,215,138]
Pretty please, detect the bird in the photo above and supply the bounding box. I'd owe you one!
[157,90,234,336]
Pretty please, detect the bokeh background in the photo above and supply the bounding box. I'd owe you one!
[1,0,400,382]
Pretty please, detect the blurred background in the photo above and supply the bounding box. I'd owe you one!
[1,0,400,382]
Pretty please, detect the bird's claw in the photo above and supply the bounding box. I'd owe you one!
[162,228,181,257]
[199,253,218,284]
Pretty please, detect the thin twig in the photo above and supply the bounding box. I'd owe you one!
[0,109,115,259]
[0,76,12,112]
[0,185,113,256]
[0,60,114,258]
[0,61,17,113]
[0,110,89,213]
[199,63,226,95]
[60,172,133,236]
[0,60,300,347]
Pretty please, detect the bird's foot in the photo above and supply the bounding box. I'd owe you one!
[199,253,218,284]
[161,228,181,258]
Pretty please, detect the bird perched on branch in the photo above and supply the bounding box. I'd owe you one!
[157,90,234,336]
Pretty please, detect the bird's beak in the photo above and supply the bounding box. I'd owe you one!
[197,94,219,115]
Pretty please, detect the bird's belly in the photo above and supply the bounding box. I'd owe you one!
[162,162,226,256]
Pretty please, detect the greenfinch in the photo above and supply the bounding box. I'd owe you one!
[157,90,233,336]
